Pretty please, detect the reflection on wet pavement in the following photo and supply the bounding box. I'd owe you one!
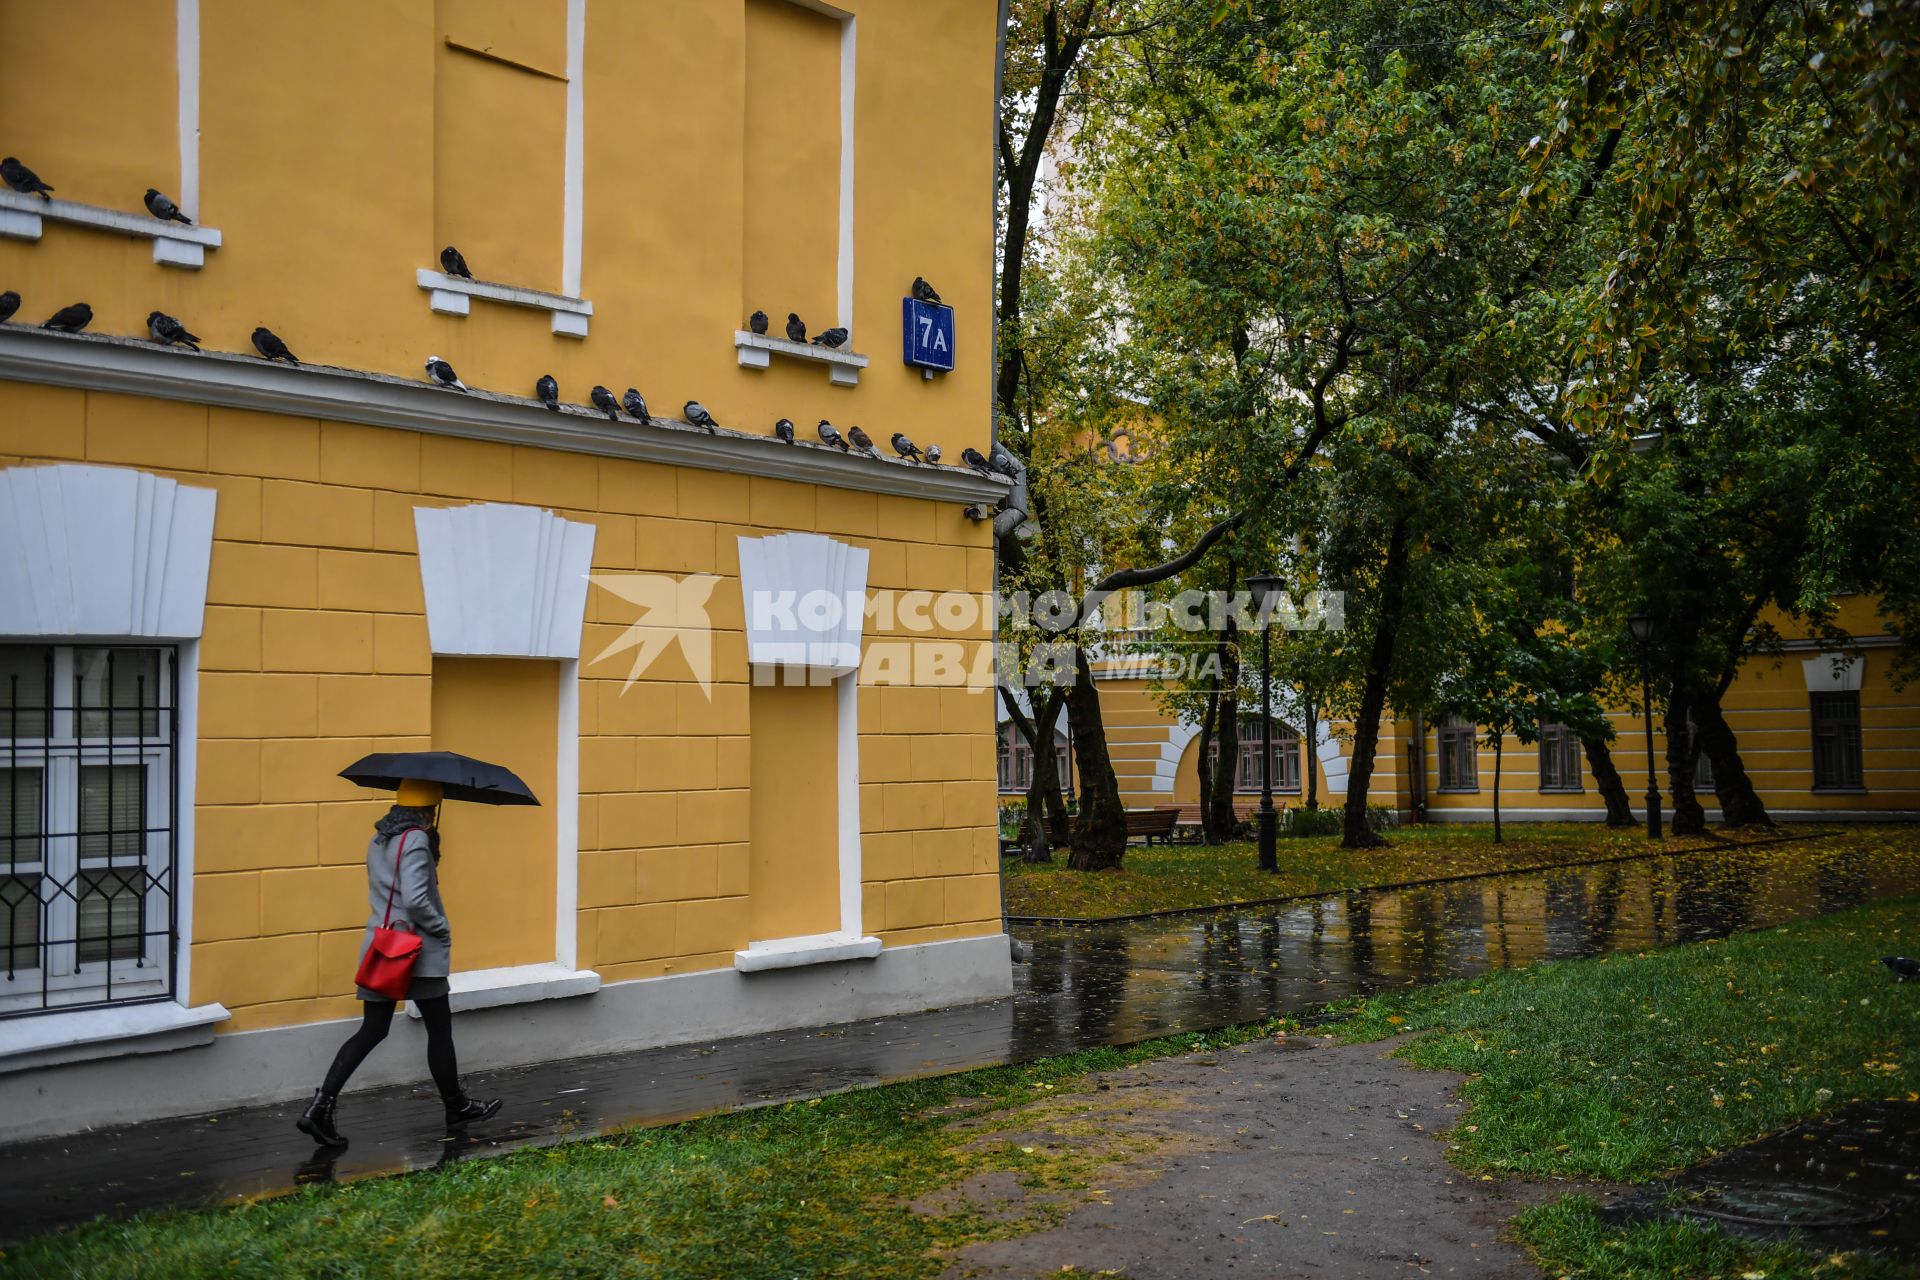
[3,836,1915,1239]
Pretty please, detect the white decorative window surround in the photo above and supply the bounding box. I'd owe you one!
[1802,652,1864,692]
[734,331,870,387]
[417,270,595,339]
[733,532,879,972]
[411,501,598,1012]
[0,0,214,270]
[413,503,596,660]
[0,463,226,1067]
[0,190,223,269]
[0,465,216,638]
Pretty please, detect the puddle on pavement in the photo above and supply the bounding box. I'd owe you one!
[4,836,1917,1239]
[1603,1100,1920,1262]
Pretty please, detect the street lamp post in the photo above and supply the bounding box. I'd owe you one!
[1628,611,1662,839]
[1248,573,1286,873]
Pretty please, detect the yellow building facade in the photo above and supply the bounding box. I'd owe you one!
[0,0,1010,1141]
[1072,595,1917,823]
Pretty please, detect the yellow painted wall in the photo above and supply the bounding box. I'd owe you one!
[0,0,999,454]
[747,679,841,941]
[434,0,569,291]
[742,0,842,332]
[0,1,178,213]
[0,380,1002,1030]
[430,657,560,971]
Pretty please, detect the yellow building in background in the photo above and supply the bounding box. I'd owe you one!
[0,0,1010,1141]
[1059,593,1918,823]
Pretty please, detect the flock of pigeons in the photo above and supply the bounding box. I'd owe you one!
[3,154,1008,477]
[2,155,303,362]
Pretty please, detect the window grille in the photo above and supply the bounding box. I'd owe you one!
[1,645,178,1017]
[1810,691,1864,790]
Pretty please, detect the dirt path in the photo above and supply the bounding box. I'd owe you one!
[928,1035,1610,1279]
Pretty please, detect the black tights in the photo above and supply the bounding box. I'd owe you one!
[321,997,460,1100]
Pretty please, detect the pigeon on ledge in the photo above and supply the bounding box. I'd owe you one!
[144,188,192,224]
[785,313,807,343]
[817,420,848,451]
[2,157,52,199]
[41,302,92,333]
[623,389,650,424]
[684,401,718,432]
[890,432,922,461]
[440,246,472,279]
[424,356,467,390]
[537,374,561,411]
[147,311,200,351]
[591,385,619,420]
[774,418,795,444]
[251,326,298,363]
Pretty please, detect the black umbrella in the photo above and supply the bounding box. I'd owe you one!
[338,751,541,806]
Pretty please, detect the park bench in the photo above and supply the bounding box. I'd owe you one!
[1172,800,1284,842]
[1124,806,1183,845]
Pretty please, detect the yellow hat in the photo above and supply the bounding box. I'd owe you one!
[396,778,444,807]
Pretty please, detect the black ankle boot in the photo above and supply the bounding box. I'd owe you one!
[296,1089,347,1148]
[444,1093,502,1127]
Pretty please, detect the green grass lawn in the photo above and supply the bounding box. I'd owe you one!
[1340,893,1920,1279]
[0,1023,1290,1280]
[1003,821,1761,918]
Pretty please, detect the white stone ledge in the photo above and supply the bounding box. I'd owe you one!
[735,330,870,387]
[407,963,601,1017]
[734,932,883,973]
[0,327,1011,506]
[0,190,222,268]
[416,269,594,338]
[0,1000,230,1074]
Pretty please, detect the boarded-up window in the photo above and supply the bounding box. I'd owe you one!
[431,657,559,971]
[0,2,179,211]
[742,0,842,330]
[748,681,839,942]
[435,0,568,289]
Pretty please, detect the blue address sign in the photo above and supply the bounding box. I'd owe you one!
[902,297,955,373]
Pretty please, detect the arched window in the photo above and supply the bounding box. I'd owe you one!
[998,722,1071,794]
[1207,717,1300,793]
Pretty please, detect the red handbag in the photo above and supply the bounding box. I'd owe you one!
[353,826,426,1000]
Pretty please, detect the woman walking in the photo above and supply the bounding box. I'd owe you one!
[297,778,502,1147]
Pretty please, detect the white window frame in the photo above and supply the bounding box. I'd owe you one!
[1,645,176,1014]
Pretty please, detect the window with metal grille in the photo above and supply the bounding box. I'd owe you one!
[1436,717,1478,792]
[998,721,1071,795]
[1208,717,1301,793]
[1810,691,1864,790]
[1,645,177,1016]
[1537,723,1584,793]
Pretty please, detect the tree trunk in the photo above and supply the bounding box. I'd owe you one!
[1342,517,1411,850]
[1020,689,1068,863]
[1208,626,1241,840]
[1581,735,1636,827]
[1664,682,1707,836]
[1065,644,1129,870]
[1692,683,1773,828]
[1491,734,1504,843]
[1195,687,1219,843]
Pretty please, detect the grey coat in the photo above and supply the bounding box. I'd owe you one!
[359,824,452,979]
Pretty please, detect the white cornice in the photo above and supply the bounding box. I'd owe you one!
[0,326,1008,505]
